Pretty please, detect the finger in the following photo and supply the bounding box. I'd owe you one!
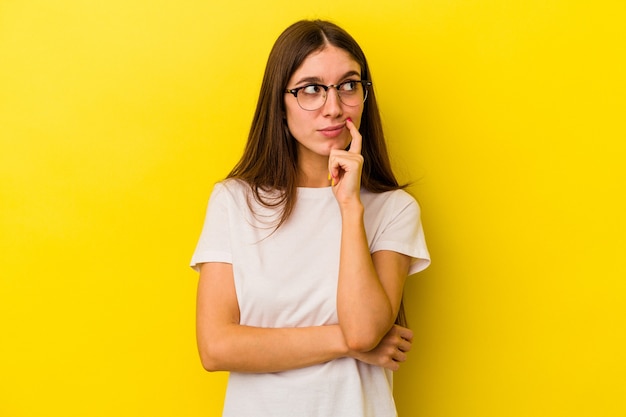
[346,118,362,155]
[393,349,408,363]
[328,153,340,185]
[397,326,414,342]
[386,360,400,372]
[392,324,413,341]
[398,338,412,353]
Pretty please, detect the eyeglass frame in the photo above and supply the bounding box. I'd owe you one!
[284,80,372,111]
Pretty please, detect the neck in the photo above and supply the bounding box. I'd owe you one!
[297,154,331,188]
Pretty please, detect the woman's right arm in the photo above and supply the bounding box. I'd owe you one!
[196,261,350,373]
[196,261,412,373]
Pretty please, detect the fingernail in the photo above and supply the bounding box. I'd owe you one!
[328,172,331,181]
[346,117,352,123]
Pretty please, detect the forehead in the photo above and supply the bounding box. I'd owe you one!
[288,45,361,84]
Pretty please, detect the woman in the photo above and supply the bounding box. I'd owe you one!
[191,19,430,417]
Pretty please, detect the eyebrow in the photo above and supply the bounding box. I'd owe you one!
[292,70,361,86]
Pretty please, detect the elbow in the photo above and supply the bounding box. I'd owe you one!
[343,330,382,353]
[341,311,394,353]
[198,343,226,372]
[199,354,220,373]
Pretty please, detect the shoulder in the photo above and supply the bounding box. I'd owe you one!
[361,188,420,213]
[211,179,282,221]
[214,178,248,193]
[203,180,251,216]
[210,178,251,201]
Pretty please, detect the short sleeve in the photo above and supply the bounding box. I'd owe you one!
[370,192,431,276]
[190,183,233,271]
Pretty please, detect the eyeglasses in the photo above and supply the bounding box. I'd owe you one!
[285,80,372,111]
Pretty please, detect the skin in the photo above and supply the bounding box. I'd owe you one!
[284,45,363,187]
[196,44,414,373]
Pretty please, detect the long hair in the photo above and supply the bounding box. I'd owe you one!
[227,19,408,325]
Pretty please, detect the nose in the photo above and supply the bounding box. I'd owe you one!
[321,86,343,117]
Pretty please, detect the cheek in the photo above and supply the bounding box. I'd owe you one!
[285,112,299,137]
[285,107,310,139]
[351,108,364,129]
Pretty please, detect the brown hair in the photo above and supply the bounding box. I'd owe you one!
[227,19,407,324]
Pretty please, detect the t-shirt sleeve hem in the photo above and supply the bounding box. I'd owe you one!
[190,251,233,272]
[408,256,431,275]
[371,241,431,276]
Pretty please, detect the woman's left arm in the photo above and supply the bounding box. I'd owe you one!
[329,119,411,352]
[337,212,410,352]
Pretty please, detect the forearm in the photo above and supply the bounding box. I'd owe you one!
[336,202,395,352]
[198,323,349,373]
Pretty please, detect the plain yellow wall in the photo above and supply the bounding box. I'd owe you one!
[1,1,624,416]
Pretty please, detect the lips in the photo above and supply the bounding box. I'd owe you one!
[318,123,346,138]
[319,123,345,132]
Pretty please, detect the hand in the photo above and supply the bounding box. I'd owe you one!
[349,325,413,371]
[328,118,364,206]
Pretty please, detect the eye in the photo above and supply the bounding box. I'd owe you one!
[301,84,324,95]
[339,80,359,92]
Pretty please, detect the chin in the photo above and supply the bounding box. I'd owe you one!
[326,142,349,154]
[340,139,353,151]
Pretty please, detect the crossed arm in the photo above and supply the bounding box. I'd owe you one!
[195,248,413,374]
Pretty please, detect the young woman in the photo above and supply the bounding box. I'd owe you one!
[191,19,430,417]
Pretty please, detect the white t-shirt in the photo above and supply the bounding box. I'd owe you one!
[191,179,430,417]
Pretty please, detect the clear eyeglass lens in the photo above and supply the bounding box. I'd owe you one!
[297,81,366,110]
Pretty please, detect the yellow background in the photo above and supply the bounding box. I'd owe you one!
[1,1,624,416]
